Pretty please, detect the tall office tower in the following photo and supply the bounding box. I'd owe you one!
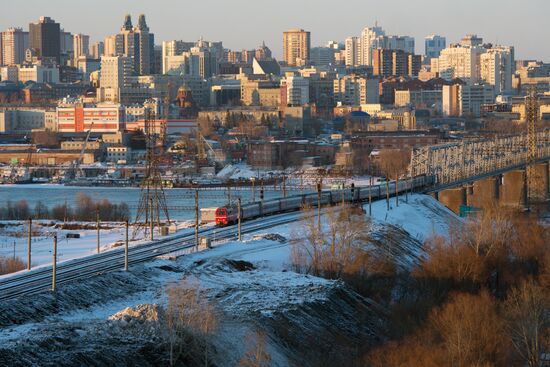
[73,34,90,63]
[425,35,446,60]
[345,36,361,67]
[29,16,61,63]
[359,25,385,66]
[1,28,29,65]
[480,46,514,94]
[134,14,154,75]
[116,14,154,75]
[90,41,104,59]
[283,28,311,66]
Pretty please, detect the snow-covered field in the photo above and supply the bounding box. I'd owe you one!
[0,220,194,269]
[0,194,461,366]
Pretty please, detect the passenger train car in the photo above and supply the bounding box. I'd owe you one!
[214,175,433,226]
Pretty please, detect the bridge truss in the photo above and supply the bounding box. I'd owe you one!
[410,130,550,187]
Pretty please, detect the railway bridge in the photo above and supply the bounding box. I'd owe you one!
[410,130,550,213]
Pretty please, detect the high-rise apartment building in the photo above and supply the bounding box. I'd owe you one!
[99,55,133,102]
[360,26,385,66]
[29,16,61,63]
[281,75,310,106]
[90,41,104,59]
[73,34,89,65]
[437,45,486,83]
[345,37,361,67]
[333,75,379,105]
[479,46,514,94]
[425,35,446,60]
[372,49,421,77]
[1,28,29,65]
[442,83,494,117]
[283,28,310,66]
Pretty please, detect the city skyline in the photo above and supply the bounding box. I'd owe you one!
[1,0,549,61]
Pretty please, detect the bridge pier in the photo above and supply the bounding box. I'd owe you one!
[500,170,526,207]
[466,177,499,209]
[437,187,467,214]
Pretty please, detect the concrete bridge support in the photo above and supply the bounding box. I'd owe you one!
[500,170,526,208]
[466,177,500,209]
[438,187,467,214]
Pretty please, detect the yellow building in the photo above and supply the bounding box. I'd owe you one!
[283,28,310,66]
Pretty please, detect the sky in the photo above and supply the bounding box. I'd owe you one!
[1,0,549,61]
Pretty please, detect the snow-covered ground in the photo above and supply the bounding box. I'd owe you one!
[0,220,194,269]
[365,194,462,242]
[0,194,461,366]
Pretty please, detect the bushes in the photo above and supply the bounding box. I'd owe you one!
[0,194,129,222]
[0,256,26,275]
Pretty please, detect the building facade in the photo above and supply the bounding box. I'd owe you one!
[283,28,311,66]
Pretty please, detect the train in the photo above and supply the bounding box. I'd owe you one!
[214,175,434,226]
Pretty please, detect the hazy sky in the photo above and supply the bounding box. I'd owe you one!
[2,0,549,60]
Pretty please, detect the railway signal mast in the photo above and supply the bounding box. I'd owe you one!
[133,108,170,240]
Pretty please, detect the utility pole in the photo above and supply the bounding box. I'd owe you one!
[27,218,32,270]
[252,178,256,202]
[124,220,129,271]
[237,197,242,241]
[195,190,199,251]
[96,206,100,254]
[227,185,231,206]
[52,233,57,292]
[317,181,322,230]
[369,177,372,216]
[395,177,399,207]
[282,175,287,198]
[260,179,264,202]
[149,197,154,240]
[386,180,390,211]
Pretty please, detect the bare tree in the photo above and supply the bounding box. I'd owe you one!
[503,280,550,367]
[429,291,509,367]
[239,330,272,367]
[164,278,219,367]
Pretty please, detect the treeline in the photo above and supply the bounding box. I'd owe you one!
[0,193,129,221]
[291,203,550,367]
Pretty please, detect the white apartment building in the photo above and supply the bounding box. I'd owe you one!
[73,33,90,65]
[345,37,361,67]
[334,75,379,105]
[442,84,494,117]
[436,45,486,83]
[360,26,385,66]
[479,46,514,94]
[281,75,310,106]
[1,28,28,65]
[99,56,133,102]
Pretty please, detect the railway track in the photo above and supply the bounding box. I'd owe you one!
[0,212,304,301]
